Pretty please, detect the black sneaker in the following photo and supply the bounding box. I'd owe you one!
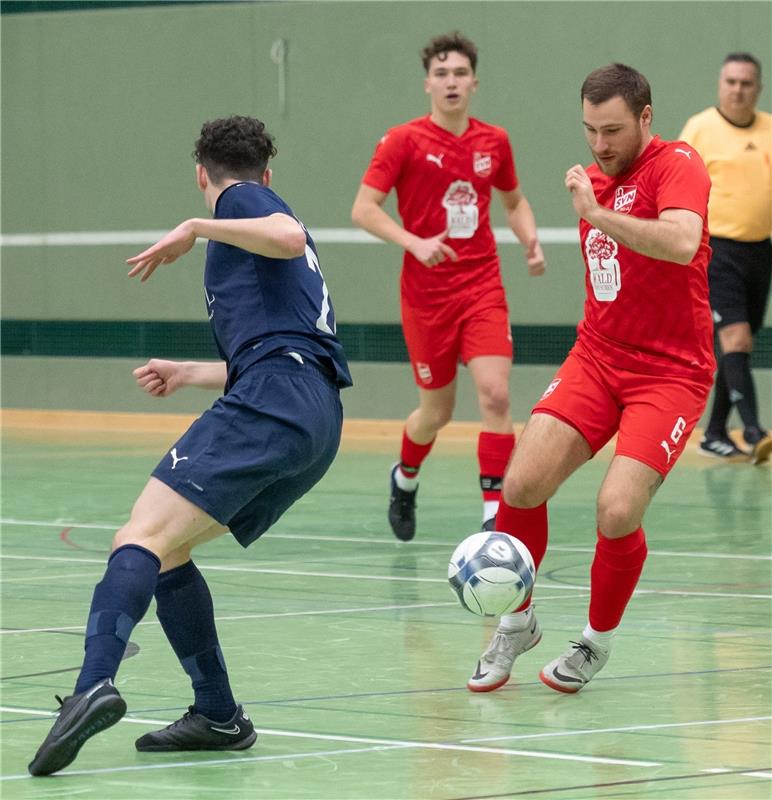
[135,704,256,752]
[698,435,749,460]
[28,678,126,776]
[481,517,496,532]
[388,464,417,541]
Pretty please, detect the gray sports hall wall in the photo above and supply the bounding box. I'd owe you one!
[2,1,770,421]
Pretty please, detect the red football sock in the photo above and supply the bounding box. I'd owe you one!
[399,429,435,478]
[477,431,515,501]
[589,527,648,632]
[494,499,548,611]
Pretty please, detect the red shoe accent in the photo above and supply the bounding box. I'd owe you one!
[466,675,509,693]
[538,670,580,694]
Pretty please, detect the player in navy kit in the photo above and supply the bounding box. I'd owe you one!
[28,116,352,776]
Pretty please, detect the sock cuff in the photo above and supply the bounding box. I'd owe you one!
[156,560,199,594]
[723,351,750,366]
[596,527,647,555]
[400,429,435,469]
[108,543,162,570]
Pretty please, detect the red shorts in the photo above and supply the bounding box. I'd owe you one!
[532,341,712,477]
[401,284,512,389]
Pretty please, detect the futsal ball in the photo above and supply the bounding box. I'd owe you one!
[448,531,535,617]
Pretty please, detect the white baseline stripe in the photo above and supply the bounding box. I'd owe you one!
[2,518,769,562]
[0,227,579,247]
[0,706,660,772]
[464,715,772,745]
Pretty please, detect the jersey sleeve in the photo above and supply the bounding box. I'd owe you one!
[360,127,407,194]
[492,130,518,192]
[655,144,711,218]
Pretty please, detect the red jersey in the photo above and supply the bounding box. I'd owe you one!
[577,136,715,380]
[361,115,518,306]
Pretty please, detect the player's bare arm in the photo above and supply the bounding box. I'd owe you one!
[133,359,227,397]
[127,214,306,282]
[352,183,458,267]
[498,187,546,276]
[565,164,703,264]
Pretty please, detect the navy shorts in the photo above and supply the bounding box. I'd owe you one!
[708,237,771,333]
[152,355,343,547]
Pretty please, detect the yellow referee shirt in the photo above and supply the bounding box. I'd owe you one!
[679,107,771,241]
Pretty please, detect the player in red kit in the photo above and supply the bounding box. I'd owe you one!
[351,31,545,541]
[466,63,715,694]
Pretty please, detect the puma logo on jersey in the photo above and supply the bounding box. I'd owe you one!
[660,440,676,463]
[170,448,188,470]
[426,153,444,168]
[674,148,692,159]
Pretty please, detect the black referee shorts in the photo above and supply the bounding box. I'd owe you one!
[708,237,771,333]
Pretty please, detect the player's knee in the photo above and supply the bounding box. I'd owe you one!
[501,471,548,509]
[477,382,510,419]
[596,497,639,538]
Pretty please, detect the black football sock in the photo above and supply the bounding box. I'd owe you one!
[722,352,763,441]
[704,357,731,439]
[155,560,237,723]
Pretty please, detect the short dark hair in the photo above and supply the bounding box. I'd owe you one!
[581,63,652,118]
[193,116,277,185]
[420,31,477,73]
[723,52,762,79]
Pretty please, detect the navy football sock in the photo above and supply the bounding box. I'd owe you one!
[154,560,237,722]
[75,544,161,694]
[722,352,762,437]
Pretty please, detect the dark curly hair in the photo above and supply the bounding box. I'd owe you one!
[420,31,477,74]
[193,116,277,185]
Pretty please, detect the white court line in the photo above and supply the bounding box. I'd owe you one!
[0,227,579,247]
[1,553,770,602]
[0,592,590,636]
[464,715,772,745]
[2,517,770,561]
[703,768,772,780]
[0,705,660,773]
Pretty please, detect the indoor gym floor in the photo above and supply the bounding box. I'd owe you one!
[1,411,770,799]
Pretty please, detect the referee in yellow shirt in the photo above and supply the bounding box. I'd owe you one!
[680,52,772,464]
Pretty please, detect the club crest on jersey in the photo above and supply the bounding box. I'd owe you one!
[614,185,637,214]
[585,228,621,302]
[442,180,479,239]
[416,362,433,384]
[473,152,492,177]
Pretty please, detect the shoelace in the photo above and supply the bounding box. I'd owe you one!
[569,640,598,664]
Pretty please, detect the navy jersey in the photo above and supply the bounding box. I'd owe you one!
[205,182,352,388]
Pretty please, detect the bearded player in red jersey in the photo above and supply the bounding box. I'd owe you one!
[466,63,716,694]
[351,31,545,541]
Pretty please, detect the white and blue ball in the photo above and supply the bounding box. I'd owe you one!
[448,531,535,617]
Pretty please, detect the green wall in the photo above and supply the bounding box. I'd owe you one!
[2,1,770,417]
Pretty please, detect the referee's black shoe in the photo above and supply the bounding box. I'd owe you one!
[28,678,126,776]
[388,464,418,541]
[135,704,256,752]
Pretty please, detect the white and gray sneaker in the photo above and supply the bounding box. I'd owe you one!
[467,606,541,692]
[539,636,610,693]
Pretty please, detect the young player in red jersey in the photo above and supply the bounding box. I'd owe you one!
[466,63,715,694]
[351,31,545,541]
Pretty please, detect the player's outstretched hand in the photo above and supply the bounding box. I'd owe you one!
[565,164,598,221]
[409,228,459,268]
[127,221,198,282]
[133,359,186,397]
[526,240,546,276]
